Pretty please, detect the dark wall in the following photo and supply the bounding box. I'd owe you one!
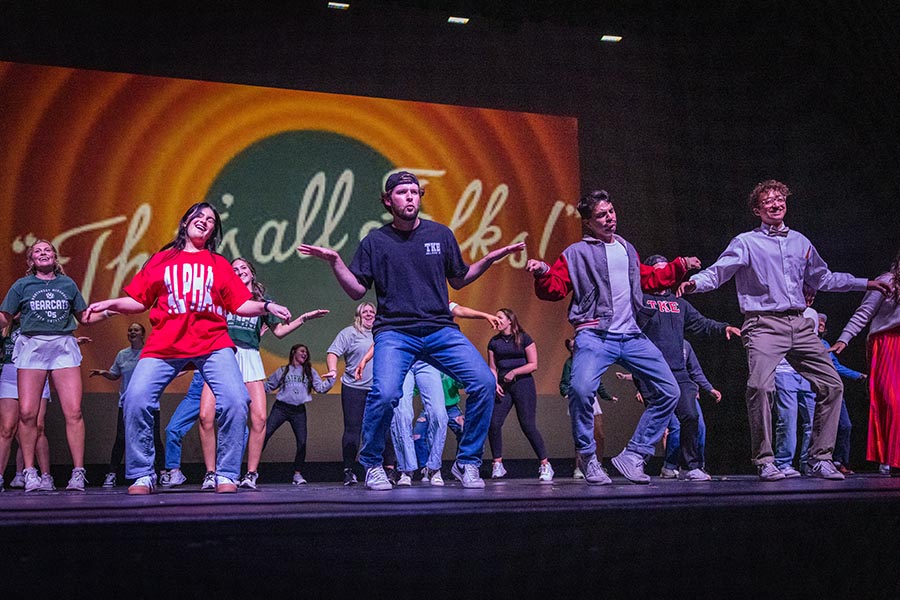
[2,0,897,472]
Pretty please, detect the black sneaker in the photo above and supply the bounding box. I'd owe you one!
[342,468,358,486]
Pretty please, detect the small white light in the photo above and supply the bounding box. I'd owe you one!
[328,2,350,9]
[601,35,622,43]
[447,16,470,25]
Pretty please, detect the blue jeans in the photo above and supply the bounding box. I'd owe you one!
[125,349,249,481]
[663,399,707,470]
[773,371,815,469]
[834,398,852,466]
[414,404,464,468]
[570,330,678,458]
[164,372,204,470]
[390,362,448,472]
[359,327,494,468]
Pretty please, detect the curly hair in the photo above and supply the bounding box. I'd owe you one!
[748,180,791,212]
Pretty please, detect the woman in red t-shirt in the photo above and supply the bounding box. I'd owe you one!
[85,202,290,495]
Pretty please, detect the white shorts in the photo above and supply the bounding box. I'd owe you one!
[13,334,82,371]
[0,363,52,399]
[235,346,265,383]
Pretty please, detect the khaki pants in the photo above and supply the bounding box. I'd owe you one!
[742,313,842,466]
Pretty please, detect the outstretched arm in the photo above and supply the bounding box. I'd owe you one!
[84,297,146,322]
[270,309,329,338]
[89,369,121,381]
[235,299,291,321]
[451,304,501,329]
[448,242,525,290]
[297,244,368,300]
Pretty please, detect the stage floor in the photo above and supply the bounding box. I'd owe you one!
[3,471,900,598]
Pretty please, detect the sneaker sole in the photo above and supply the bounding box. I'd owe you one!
[365,483,393,491]
[216,484,238,493]
[128,485,153,495]
[611,456,651,484]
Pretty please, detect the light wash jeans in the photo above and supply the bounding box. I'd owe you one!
[415,404,464,468]
[773,371,815,469]
[663,399,707,470]
[359,327,494,469]
[569,330,678,458]
[125,349,249,481]
[390,362,448,472]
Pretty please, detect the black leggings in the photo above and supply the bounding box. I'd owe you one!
[341,385,396,470]
[263,401,307,472]
[488,376,547,460]
[110,406,163,472]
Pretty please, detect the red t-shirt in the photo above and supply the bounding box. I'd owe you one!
[124,249,252,359]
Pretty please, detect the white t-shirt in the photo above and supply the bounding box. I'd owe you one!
[605,241,640,334]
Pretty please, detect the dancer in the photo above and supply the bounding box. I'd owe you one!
[817,313,866,474]
[413,372,466,482]
[681,179,890,480]
[160,371,205,488]
[636,254,740,480]
[487,307,553,482]
[831,249,900,474]
[326,302,378,486]
[198,257,327,490]
[90,322,164,488]
[0,240,107,492]
[560,336,616,479]
[526,189,695,485]
[84,202,291,494]
[300,170,524,489]
[262,344,334,484]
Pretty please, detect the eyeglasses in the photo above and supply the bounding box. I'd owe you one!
[759,195,786,207]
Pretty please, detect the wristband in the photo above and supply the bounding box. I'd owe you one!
[264,301,271,312]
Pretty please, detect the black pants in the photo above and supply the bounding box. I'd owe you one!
[342,385,395,470]
[263,401,308,472]
[488,375,548,460]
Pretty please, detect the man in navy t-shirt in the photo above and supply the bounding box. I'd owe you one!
[300,171,524,489]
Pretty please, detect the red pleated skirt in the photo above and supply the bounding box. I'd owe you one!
[867,327,900,468]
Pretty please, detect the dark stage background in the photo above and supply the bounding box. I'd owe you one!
[1,0,898,475]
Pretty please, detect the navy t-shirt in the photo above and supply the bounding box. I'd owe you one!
[349,219,468,334]
[488,331,535,380]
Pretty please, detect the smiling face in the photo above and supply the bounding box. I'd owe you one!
[27,240,59,275]
[127,323,145,345]
[232,258,254,287]
[291,345,310,366]
[185,206,218,250]
[753,189,787,227]
[359,304,376,330]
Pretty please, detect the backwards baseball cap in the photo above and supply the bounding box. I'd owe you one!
[384,171,420,193]
[643,254,668,267]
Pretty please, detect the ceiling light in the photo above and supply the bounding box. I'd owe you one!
[327,2,350,9]
[601,35,622,43]
[448,16,470,25]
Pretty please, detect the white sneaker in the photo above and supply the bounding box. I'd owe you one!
[452,461,485,489]
[164,468,187,487]
[420,467,431,483]
[23,468,41,492]
[879,463,891,476]
[660,467,679,479]
[9,471,25,488]
[201,471,216,491]
[572,466,585,480]
[538,462,554,482]
[292,473,307,485]
[365,466,393,491]
[679,468,712,481]
[40,473,57,491]
[128,473,157,495]
[66,468,87,491]
[215,475,238,493]
[397,472,412,486]
[429,469,444,487]
[102,472,117,488]
[491,461,507,479]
